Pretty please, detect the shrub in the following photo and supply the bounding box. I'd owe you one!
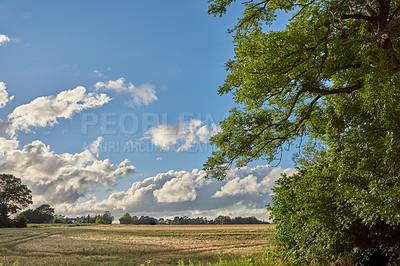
[15,214,27,228]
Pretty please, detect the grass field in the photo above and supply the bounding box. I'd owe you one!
[0,224,275,265]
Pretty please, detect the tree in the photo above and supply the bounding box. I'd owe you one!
[206,0,400,264]
[34,204,54,223]
[131,215,139,225]
[102,211,114,224]
[95,216,105,224]
[0,174,32,227]
[86,214,96,223]
[53,215,65,224]
[119,213,133,224]
[205,0,400,177]
[23,204,55,223]
[138,216,158,225]
[214,215,231,224]
[15,213,28,228]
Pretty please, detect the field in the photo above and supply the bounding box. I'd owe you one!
[0,224,275,265]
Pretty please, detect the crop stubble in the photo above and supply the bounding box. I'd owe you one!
[0,224,274,265]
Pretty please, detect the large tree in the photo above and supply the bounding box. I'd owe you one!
[205,0,400,264]
[22,204,55,223]
[0,174,32,227]
[119,213,133,225]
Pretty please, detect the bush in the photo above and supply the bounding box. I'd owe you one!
[95,217,105,224]
[15,214,27,228]
[270,160,400,265]
[53,217,64,223]
[354,244,400,265]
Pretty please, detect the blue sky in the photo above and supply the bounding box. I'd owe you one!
[0,1,295,220]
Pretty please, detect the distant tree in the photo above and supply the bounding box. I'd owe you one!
[22,204,55,223]
[131,215,139,225]
[95,216,105,224]
[53,215,64,224]
[86,214,97,223]
[138,216,158,225]
[0,174,32,228]
[15,213,28,228]
[102,211,113,224]
[119,213,133,224]
[214,215,231,224]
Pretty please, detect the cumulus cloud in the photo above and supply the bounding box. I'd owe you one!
[88,136,103,156]
[0,137,19,155]
[153,171,199,203]
[0,137,135,205]
[94,77,157,107]
[0,34,11,46]
[144,119,221,152]
[0,82,14,108]
[54,165,295,220]
[5,86,110,137]
[213,167,296,197]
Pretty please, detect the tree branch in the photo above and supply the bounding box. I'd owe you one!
[311,82,363,95]
[340,13,374,21]
[249,95,321,160]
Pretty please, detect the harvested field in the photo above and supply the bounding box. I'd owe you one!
[0,224,275,265]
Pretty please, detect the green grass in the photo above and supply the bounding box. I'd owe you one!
[178,254,279,266]
[0,224,276,265]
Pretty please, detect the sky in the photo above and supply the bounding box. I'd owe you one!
[0,1,295,221]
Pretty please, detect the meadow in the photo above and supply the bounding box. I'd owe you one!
[0,224,275,265]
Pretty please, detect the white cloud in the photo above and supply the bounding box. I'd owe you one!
[88,136,103,156]
[94,77,157,107]
[0,137,19,156]
[213,167,297,197]
[0,82,14,108]
[92,70,103,78]
[6,86,111,137]
[53,165,295,221]
[0,137,135,205]
[144,119,221,152]
[153,171,199,203]
[0,34,10,46]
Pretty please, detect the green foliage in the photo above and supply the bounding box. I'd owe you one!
[117,214,265,225]
[0,174,32,228]
[101,211,114,224]
[84,212,114,224]
[119,213,133,224]
[355,244,400,265]
[138,216,156,225]
[213,215,265,224]
[95,216,105,224]
[22,204,55,223]
[205,0,400,178]
[268,79,400,264]
[15,214,27,228]
[53,217,64,223]
[206,0,400,264]
[177,252,279,266]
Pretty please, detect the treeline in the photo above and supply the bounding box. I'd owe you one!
[15,203,267,226]
[19,205,115,225]
[21,204,54,223]
[119,214,268,225]
[53,211,114,224]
